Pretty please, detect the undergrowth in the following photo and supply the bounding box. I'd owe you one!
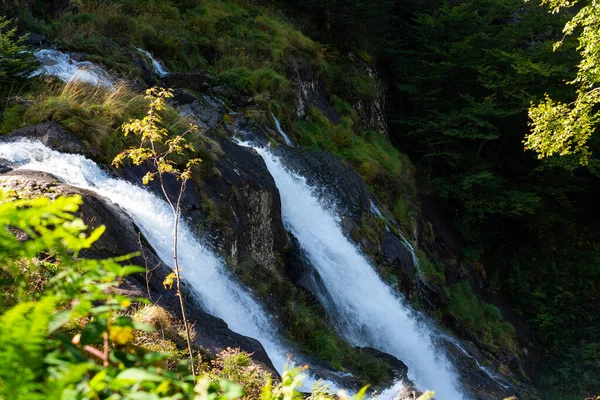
[448,280,517,354]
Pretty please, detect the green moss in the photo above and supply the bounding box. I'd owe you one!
[448,280,517,354]
[0,105,27,133]
[416,250,445,285]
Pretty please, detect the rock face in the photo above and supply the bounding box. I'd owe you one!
[162,72,214,92]
[351,59,388,137]
[4,122,100,158]
[291,60,339,123]
[171,89,225,130]
[203,138,286,269]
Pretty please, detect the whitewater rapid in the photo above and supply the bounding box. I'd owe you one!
[245,144,467,400]
[0,140,303,386]
[31,49,114,88]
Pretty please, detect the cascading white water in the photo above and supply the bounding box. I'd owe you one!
[136,47,170,77]
[272,115,294,147]
[0,140,314,387]
[246,144,467,400]
[31,49,114,88]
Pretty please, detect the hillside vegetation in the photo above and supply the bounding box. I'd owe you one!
[0,0,598,398]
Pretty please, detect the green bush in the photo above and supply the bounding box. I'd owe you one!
[0,16,36,83]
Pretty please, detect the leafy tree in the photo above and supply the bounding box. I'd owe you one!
[0,16,35,82]
[526,0,600,167]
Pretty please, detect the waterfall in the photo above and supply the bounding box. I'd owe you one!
[244,144,467,400]
[136,47,170,77]
[272,115,294,147]
[31,49,114,88]
[0,140,315,388]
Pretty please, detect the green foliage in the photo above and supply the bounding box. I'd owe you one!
[24,0,319,115]
[0,298,55,400]
[448,281,516,353]
[383,0,600,393]
[113,87,201,183]
[526,0,600,165]
[296,107,417,217]
[416,250,445,285]
[4,80,147,157]
[0,16,35,82]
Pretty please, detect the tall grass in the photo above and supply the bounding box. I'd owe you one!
[3,76,216,168]
[22,78,145,156]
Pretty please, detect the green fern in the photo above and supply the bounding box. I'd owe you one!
[0,297,56,400]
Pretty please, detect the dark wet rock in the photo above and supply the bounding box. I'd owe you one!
[382,230,414,275]
[0,159,11,174]
[0,168,279,377]
[349,57,388,137]
[353,347,422,397]
[441,336,524,400]
[162,72,214,93]
[381,230,417,293]
[3,122,101,158]
[200,138,286,270]
[209,85,253,106]
[275,146,370,226]
[291,60,339,123]
[129,49,157,87]
[172,88,199,105]
[177,94,225,130]
[24,32,48,46]
[357,347,409,379]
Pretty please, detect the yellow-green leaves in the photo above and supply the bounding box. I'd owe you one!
[527,0,600,165]
[112,87,202,181]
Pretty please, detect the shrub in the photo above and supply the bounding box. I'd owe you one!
[211,348,271,399]
[0,16,36,83]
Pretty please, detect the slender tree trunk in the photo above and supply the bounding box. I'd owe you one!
[157,168,196,378]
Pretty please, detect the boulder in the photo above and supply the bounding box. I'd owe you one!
[162,72,214,93]
[356,347,409,379]
[24,32,48,46]
[174,91,225,130]
[4,122,100,158]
